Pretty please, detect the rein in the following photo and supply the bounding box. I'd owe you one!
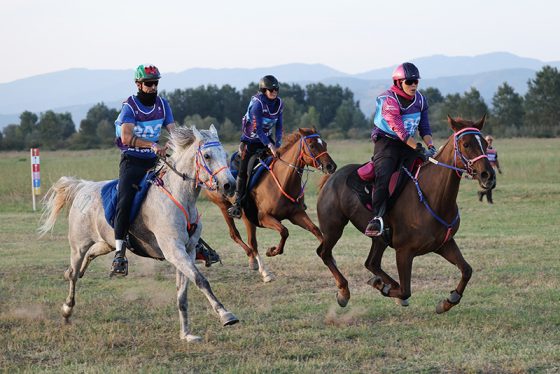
[260,134,330,203]
[405,127,488,244]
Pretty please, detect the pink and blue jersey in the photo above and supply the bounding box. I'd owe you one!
[372,87,431,142]
[115,95,174,159]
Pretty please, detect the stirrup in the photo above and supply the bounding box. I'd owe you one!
[195,239,222,267]
[365,216,384,238]
[110,256,128,277]
[227,204,242,219]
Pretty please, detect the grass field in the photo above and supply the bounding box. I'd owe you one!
[1,137,559,373]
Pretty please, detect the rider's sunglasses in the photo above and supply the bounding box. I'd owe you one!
[403,79,419,86]
[266,87,279,92]
[143,81,159,87]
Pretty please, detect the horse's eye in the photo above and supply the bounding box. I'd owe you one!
[204,153,211,160]
[463,142,470,148]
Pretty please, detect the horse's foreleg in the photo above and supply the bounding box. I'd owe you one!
[244,219,274,282]
[62,242,90,322]
[289,210,323,242]
[375,249,413,306]
[79,241,113,278]
[365,240,401,294]
[165,247,239,328]
[316,221,349,307]
[259,215,289,257]
[435,239,472,314]
[175,270,202,342]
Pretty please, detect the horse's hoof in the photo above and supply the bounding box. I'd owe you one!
[183,334,203,342]
[436,300,449,314]
[394,298,409,307]
[262,272,275,283]
[61,303,72,319]
[220,312,239,326]
[336,292,349,307]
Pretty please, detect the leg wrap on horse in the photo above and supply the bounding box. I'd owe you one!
[447,290,462,305]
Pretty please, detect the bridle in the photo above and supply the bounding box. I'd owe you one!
[428,127,488,178]
[262,133,331,203]
[158,141,229,191]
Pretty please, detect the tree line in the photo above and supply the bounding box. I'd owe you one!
[1,66,558,151]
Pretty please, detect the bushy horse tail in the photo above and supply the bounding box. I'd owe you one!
[38,176,87,237]
[318,174,332,191]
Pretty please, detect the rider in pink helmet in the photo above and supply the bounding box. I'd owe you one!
[365,62,435,237]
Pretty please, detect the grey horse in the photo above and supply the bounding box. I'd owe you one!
[39,125,238,342]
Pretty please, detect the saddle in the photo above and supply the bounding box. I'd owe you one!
[101,171,220,266]
[346,159,422,212]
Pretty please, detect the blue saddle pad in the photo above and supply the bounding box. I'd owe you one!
[101,171,156,228]
[230,151,272,191]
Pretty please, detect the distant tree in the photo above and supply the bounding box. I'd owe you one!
[306,83,353,128]
[1,124,24,150]
[333,99,368,137]
[19,111,38,136]
[523,65,560,137]
[37,111,76,150]
[70,103,117,149]
[457,87,488,120]
[97,119,117,147]
[422,87,444,105]
[491,83,525,137]
[299,106,321,130]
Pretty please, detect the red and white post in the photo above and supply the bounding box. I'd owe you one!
[30,148,41,211]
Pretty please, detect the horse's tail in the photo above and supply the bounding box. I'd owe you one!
[38,176,87,237]
[318,174,332,191]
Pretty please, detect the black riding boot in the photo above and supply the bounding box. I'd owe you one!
[227,175,247,219]
[110,246,128,277]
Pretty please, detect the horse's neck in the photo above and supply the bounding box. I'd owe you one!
[271,140,303,193]
[162,151,201,205]
[417,142,461,212]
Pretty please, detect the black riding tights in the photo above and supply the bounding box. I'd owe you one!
[115,154,157,240]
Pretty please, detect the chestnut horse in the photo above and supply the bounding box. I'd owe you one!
[205,128,337,282]
[316,116,495,313]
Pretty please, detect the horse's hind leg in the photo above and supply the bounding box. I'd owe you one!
[316,217,350,307]
[175,270,202,342]
[244,219,274,283]
[62,242,91,322]
[434,239,472,314]
[79,242,113,278]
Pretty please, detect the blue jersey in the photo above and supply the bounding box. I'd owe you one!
[115,96,174,159]
[240,93,283,146]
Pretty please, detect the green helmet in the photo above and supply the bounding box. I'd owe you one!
[135,64,161,82]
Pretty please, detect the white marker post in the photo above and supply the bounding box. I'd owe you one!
[30,148,41,211]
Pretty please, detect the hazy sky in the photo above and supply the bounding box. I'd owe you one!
[2,0,559,83]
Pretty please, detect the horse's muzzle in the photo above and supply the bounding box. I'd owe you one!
[479,170,496,191]
[323,161,337,175]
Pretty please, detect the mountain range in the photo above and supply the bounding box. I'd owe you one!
[1,52,558,129]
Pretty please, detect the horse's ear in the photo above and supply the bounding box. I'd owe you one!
[209,124,218,136]
[192,126,202,141]
[298,128,306,136]
[447,115,460,132]
[312,126,317,133]
[474,114,487,130]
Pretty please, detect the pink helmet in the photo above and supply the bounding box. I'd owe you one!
[392,62,421,81]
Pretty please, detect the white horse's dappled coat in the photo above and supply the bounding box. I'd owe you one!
[39,125,238,342]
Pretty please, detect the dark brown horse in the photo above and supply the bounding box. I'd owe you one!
[316,116,495,313]
[205,128,337,282]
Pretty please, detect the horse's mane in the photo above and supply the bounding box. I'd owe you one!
[168,125,218,153]
[278,131,302,154]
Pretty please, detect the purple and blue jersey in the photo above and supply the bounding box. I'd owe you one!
[240,93,283,146]
[115,95,174,159]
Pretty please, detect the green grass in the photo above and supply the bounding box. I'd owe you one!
[1,138,559,373]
